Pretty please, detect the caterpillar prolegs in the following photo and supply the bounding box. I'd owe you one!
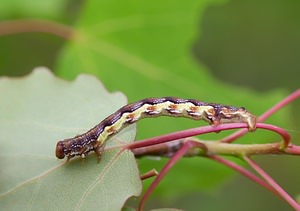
[55,97,257,161]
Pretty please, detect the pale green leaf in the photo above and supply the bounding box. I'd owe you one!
[0,68,142,210]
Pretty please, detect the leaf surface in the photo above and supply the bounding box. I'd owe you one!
[0,68,142,210]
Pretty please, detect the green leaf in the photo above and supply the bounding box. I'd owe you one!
[0,0,67,19]
[0,68,142,210]
[54,0,293,199]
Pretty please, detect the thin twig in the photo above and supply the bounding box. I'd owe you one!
[132,140,183,158]
[126,123,290,152]
[0,19,73,39]
[140,169,159,181]
[138,141,206,211]
[208,155,278,195]
[221,89,300,143]
[243,156,300,210]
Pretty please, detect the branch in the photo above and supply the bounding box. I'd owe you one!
[125,123,290,154]
[221,89,300,143]
[0,19,73,39]
[132,139,300,158]
[243,156,300,210]
[208,155,277,195]
[138,140,206,211]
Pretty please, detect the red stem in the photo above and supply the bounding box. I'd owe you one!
[208,155,278,195]
[138,141,205,211]
[126,123,290,151]
[132,122,291,210]
[285,144,300,155]
[254,123,290,147]
[243,156,300,210]
[221,89,300,143]
[135,90,298,209]
[258,89,300,122]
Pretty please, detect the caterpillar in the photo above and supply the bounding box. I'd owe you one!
[55,97,257,161]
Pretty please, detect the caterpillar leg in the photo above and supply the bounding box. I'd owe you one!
[94,141,105,163]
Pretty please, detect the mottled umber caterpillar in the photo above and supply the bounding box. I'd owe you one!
[56,97,257,161]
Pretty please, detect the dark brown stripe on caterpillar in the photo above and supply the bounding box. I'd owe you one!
[55,97,257,161]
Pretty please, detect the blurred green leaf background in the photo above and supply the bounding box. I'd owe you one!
[0,0,299,210]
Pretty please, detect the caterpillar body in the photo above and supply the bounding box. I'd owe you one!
[55,97,257,161]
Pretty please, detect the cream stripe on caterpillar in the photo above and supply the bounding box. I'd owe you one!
[55,97,257,161]
[98,102,213,142]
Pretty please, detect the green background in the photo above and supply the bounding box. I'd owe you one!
[0,0,299,210]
